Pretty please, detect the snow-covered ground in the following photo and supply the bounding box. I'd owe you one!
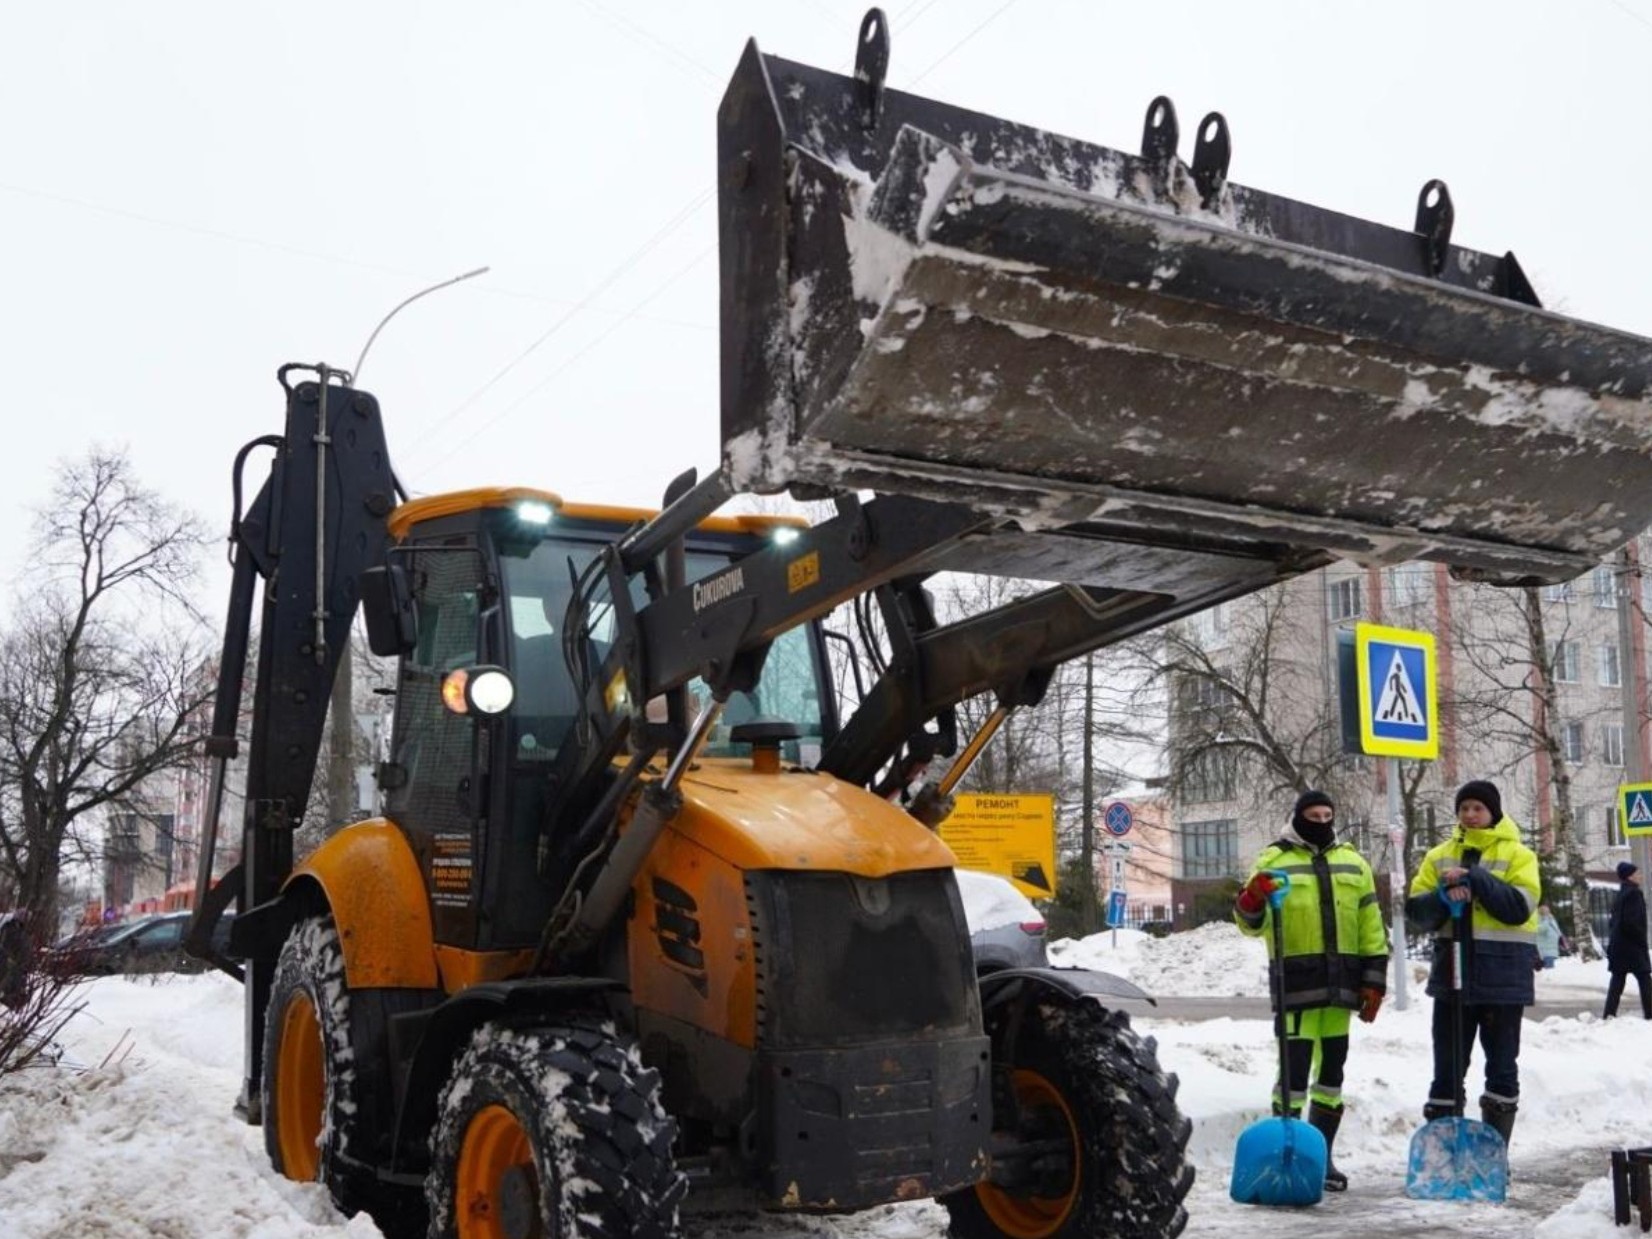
[0,929,1642,1238]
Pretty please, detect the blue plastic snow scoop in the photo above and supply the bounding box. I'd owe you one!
[1404,893,1509,1203]
[1230,872,1328,1207]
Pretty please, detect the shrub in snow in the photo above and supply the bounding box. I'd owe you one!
[0,919,83,1077]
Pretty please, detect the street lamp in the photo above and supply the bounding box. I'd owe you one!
[352,266,490,383]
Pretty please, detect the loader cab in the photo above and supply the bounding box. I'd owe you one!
[376,487,834,952]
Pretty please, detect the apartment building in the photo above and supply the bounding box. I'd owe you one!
[1165,543,1651,924]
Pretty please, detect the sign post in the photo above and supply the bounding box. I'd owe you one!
[1099,801,1134,947]
[1353,622,1440,1013]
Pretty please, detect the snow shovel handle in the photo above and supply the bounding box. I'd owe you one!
[1264,870,1295,1116]
[1448,894,1467,1114]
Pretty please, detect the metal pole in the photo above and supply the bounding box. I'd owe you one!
[1081,654,1098,936]
[1616,548,1651,937]
[1387,757,1410,1011]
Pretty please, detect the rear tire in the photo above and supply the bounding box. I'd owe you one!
[943,1000,1193,1239]
[426,1018,685,1239]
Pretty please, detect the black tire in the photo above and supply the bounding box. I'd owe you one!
[263,915,416,1224]
[944,1000,1193,1239]
[426,1017,686,1239]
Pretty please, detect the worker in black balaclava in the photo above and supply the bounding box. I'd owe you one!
[1292,789,1337,850]
[1234,787,1389,1191]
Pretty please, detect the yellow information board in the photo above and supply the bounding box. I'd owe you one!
[940,792,1057,900]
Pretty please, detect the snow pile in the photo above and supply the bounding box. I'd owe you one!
[0,953,1641,1237]
[1049,920,1268,997]
[953,868,1039,934]
[1533,1178,1626,1237]
[1163,1000,1645,1235]
[0,974,382,1239]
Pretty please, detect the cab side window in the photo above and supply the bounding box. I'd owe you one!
[388,546,483,833]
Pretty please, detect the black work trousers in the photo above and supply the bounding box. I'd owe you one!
[1605,969,1652,1019]
[1426,999,1523,1111]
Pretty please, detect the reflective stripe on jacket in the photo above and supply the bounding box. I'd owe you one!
[1404,815,1540,1006]
[1235,833,1389,1013]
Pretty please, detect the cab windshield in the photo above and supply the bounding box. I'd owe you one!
[498,532,827,765]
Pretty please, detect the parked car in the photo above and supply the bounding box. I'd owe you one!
[954,869,1048,975]
[54,912,235,976]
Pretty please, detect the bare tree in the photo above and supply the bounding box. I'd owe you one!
[0,450,209,938]
[1134,580,1357,819]
[1448,583,1599,960]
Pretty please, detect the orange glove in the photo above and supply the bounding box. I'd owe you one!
[1236,873,1278,916]
[1358,987,1383,1023]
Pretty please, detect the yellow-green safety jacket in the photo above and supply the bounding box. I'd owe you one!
[1235,828,1389,1013]
[1404,816,1540,1006]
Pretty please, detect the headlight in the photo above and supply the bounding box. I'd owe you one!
[771,526,802,546]
[515,500,555,525]
[441,665,516,715]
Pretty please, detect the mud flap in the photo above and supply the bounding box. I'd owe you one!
[978,965,1155,1009]
[719,23,1652,585]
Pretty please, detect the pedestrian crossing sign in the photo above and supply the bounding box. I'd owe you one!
[1620,782,1652,837]
[1355,622,1438,760]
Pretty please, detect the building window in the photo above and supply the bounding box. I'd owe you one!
[1192,602,1230,649]
[1595,564,1621,609]
[1328,577,1363,622]
[1183,818,1239,878]
[1601,643,1623,688]
[1604,723,1625,768]
[1386,563,1432,610]
[1178,673,1228,712]
[1544,579,1577,604]
[1551,640,1581,684]
[1562,720,1585,764]
[1341,818,1378,857]
[1182,751,1236,804]
[1609,805,1628,848]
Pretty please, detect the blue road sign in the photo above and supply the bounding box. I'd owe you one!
[1355,622,1439,760]
[1102,800,1134,838]
[1106,888,1129,928]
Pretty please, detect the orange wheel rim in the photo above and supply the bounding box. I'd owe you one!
[975,1068,1081,1239]
[274,991,325,1181]
[456,1103,538,1239]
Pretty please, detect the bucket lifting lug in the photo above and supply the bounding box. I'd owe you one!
[1141,95,1180,179]
[1191,111,1231,210]
[854,8,890,132]
[1415,178,1455,277]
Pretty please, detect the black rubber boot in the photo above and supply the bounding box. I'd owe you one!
[1479,1096,1517,1146]
[1422,1100,1459,1122]
[1306,1104,1347,1192]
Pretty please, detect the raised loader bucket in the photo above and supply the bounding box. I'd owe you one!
[719,11,1652,585]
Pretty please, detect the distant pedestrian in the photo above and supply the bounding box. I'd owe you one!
[1234,788,1388,1192]
[1604,861,1652,1020]
[1535,905,1564,970]
[0,912,28,1010]
[1405,780,1539,1149]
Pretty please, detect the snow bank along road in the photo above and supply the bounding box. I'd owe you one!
[0,925,1642,1238]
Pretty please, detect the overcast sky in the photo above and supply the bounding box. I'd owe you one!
[5,0,1652,611]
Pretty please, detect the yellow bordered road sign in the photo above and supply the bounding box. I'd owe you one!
[1620,782,1652,837]
[1355,622,1439,760]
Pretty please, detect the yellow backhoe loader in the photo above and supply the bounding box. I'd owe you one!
[187,9,1652,1238]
